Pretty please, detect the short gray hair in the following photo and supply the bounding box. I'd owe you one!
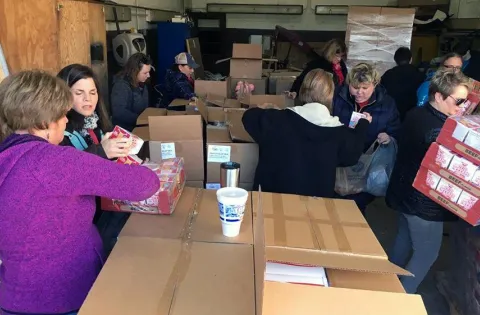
[428,69,470,103]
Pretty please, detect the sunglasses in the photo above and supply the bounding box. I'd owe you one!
[448,95,467,106]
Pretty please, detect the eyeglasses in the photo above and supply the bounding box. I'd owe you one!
[448,95,467,106]
[443,64,462,71]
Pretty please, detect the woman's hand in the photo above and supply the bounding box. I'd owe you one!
[284,91,297,99]
[377,132,391,144]
[101,132,133,159]
[362,112,373,123]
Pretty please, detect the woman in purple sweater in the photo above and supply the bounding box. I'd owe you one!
[0,71,160,314]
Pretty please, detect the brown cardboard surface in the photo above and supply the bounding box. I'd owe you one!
[149,115,202,142]
[121,188,254,245]
[230,77,267,96]
[79,237,255,315]
[131,126,150,141]
[225,109,254,143]
[167,109,199,116]
[206,128,258,183]
[185,180,204,188]
[169,98,192,107]
[232,43,262,59]
[254,192,387,257]
[230,59,263,79]
[242,94,287,109]
[136,108,166,125]
[262,281,427,315]
[195,78,230,98]
[327,269,405,293]
[120,187,199,239]
[150,140,204,181]
[196,99,227,124]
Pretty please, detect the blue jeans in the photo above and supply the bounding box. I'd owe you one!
[389,212,444,294]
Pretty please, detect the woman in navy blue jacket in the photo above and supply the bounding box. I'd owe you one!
[332,63,401,212]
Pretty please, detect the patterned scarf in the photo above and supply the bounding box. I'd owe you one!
[80,112,100,139]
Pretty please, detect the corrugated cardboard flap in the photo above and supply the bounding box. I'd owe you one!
[132,126,150,141]
[136,108,166,125]
[225,110,255,143]
[232,43,262,59]
[169,98,191,107]
[262,281,428,315]
[242,95,287,109]
[265,246,411,276]
[149,115,203,141]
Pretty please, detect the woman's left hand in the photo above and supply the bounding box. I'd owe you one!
[377,132,391,144]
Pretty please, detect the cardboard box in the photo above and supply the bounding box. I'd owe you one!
[186,180,204,188]
[345,7,415,76]
[241,94,287,109]
[268,71,300,95]
[195,78,231,98]
[131,126,150,141]
[230,77,267,96]
[149,115,204,182]
[206,127,258,184]
[437,115,480,166]
[136,108,167,126]
[217,44,263,79]
[81,190,428,314]
[202,93,242,109]
[113,158,186,215]
[196,99,227,125]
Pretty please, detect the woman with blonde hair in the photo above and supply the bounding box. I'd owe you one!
[243,69,371,197]
[332,62,401,212]
[0,71,160,314]
[289,38,348,98]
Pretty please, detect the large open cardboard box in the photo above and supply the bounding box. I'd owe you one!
[80,188,428,315]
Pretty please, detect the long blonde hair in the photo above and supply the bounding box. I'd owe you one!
[323,39,347,64]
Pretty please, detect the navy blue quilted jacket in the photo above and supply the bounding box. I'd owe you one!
[332,84,401,151]
[160,69,195,108]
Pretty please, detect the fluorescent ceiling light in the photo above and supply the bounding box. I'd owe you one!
[207,3,303,15]
[315,5,349,15]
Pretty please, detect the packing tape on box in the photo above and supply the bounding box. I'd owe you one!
[157,189,203,314]
[265,194,368,253]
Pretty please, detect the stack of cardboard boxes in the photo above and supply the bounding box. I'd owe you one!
[80,188,428,314]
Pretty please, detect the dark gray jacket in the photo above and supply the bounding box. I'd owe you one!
[111,76,149,131]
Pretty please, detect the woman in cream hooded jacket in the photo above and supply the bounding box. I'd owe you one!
[242,69,371,197]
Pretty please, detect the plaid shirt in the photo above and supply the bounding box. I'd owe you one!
[161,69,195,107]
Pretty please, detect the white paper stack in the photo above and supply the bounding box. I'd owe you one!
[265,262,329,287]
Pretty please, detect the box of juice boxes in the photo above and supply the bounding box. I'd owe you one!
[110,157,186,215]
[109,126,144,155]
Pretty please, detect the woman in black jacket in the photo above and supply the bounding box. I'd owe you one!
[386,69,470,294]
[58,64,130,159]
[58,64,132,255]
[242,69,371,198]
[288,39,348,99]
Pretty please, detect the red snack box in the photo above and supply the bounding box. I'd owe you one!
[437,115,480,165]
[111,157,186,215]
[116,155,143,165]
[413,166,480,226]
[421,143,480,198]
[109,125,144,155]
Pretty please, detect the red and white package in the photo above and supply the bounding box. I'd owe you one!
[116,155,143,165]
[471,169,480,188]
[448,155,478,182]
[435,145,455,168]
[458,190,479,211]
[436,178,462,203]
[109,126,144,155]
[426,170,441,189]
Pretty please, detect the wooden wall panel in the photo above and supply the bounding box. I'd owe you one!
[88,3,107,61]
[57,0,90,70]
[0,0,59,74]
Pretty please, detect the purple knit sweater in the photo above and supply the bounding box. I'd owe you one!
[0,134,160,314]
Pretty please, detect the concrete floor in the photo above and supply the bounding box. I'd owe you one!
[366,198,451,315]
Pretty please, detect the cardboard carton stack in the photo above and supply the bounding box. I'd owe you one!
[413,115,480,225]
[80,189,428,314]
[196,98,259,190]
[345,6,415,75]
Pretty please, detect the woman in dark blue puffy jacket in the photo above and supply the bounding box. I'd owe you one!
[332,63,401,212]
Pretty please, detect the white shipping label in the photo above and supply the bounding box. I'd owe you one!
[161,142,176,159]
[206,183,221,190]
[207,145,231,163]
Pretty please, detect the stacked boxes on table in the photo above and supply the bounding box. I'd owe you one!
[345,6,415,75]
[112,158,186,215]
[413,115,480,225]
[80,189,428,314]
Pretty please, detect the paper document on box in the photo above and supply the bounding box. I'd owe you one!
[265,262,329,287]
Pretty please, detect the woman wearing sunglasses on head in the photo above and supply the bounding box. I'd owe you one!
[386,69,470,294]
